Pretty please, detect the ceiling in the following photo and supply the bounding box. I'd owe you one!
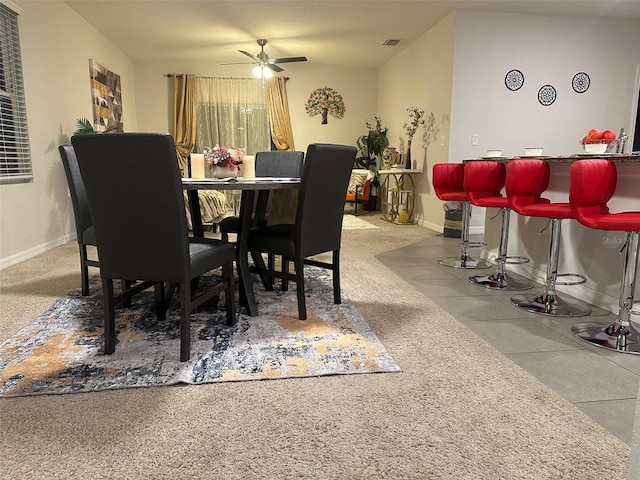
[66,1,640,69]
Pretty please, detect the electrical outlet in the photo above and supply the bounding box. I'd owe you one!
[471,134,479,146]
[440,135,446,147]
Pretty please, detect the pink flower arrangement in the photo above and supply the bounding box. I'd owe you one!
[203,145,245,171]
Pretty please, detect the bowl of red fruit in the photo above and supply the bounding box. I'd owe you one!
[580,129,617,154]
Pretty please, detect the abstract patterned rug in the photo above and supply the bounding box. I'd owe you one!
[0,267,400,397]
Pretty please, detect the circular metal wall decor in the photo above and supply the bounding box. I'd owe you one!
[572,72,590,93]
[538,85,557,106]
[505,69,524,91]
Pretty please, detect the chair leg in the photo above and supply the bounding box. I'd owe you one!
[180,281,191,362]
[80,244,90,296]
[295,258,307,320]
[221,231,229,242]
[572,231,640,354]
[252,251,274,291]
[282,258,290,291]
[102,278,116,355]
[333,250,341,305]
[223,262,237,326]
[512,219,591,316]
[469,207,532,290]
[122,280,132,307]
[438,202,491,269]
[154,283,166,321]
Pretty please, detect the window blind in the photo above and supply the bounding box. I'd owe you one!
[0,1,32,183]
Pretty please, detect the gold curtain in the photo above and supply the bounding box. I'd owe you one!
[172,74,197,173]
[266,77,298,224]
[267,77,295,151]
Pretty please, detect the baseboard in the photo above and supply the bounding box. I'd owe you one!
[418,218,483,236]
[0,234,75,271]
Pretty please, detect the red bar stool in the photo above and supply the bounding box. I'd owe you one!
[569,160,640,354]
[432,163,491,269]
[506,159,591,316]
[464,160,532,290]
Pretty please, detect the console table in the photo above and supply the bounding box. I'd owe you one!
[378,168,423,224]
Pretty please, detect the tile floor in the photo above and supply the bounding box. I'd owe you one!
[376,231,640,446]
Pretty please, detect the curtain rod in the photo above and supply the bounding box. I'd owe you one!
[165,73,289,81]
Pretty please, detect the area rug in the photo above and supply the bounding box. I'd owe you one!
[0,267,400,397]
[342,214,380,230]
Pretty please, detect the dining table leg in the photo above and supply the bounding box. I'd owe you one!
[237,190,258,316]
[186,189,204,238]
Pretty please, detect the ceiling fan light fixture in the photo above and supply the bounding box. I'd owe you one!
[252,65,273,79]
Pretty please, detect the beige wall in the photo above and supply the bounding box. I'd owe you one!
[377,13,456,228]
[0,1,136,268]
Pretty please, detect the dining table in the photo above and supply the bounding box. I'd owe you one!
[182,176,301,316]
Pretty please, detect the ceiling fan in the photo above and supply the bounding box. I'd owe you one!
[222,39,307,76]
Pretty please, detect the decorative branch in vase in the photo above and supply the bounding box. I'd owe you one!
[402,106,425,169]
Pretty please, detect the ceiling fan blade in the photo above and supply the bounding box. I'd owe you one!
[238,50,259,62]
[271,56,308,64]
[267,63,284,73]
[220,61,255,65]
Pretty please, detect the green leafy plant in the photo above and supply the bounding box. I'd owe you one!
[355,117,388,186]
[73,117,119,135]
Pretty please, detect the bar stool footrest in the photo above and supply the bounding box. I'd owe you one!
[555,273,587,286]
[461,241,485,249]
[504,255,530,265]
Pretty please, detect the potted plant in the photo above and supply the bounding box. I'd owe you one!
[73,117,119,134]
[355,116,389,187]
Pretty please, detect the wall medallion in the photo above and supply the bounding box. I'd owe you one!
[538,85,557,106]
[505,69,524,91]
[572,72,590,93]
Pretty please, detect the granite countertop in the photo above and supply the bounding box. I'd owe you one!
[465,154,640,163]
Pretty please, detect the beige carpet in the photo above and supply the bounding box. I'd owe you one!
[0,217,629,479]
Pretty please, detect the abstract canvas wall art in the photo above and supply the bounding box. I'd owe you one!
[89,59,123,132]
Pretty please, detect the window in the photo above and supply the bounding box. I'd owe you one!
[0,1,31,184]
[195,77,271,155]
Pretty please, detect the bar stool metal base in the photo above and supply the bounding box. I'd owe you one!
[438,255,492,269]
[571,321,640,355]
[469,271,533,291]
[511,293,591,317]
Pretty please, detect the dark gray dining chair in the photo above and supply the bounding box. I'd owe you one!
[218,150,305,242]
[71,133,236,362]
[248,143,356,320]
[59,145,99,296]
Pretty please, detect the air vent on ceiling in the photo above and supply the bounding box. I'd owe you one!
[383,39,401,46]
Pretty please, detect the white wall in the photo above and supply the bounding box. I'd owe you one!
[449,10,640,313]
[132,61,378,154]
[0,1,136,268]
[450,10,640,161]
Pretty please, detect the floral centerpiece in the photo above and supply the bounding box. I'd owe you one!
[203,145,244,176]
[402,107,425,169]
